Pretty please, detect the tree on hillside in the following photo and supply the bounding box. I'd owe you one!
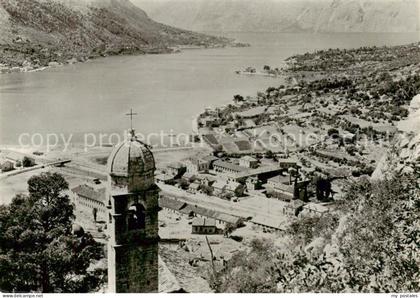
[22,156,35,167]
[337,174,419,292]
[0,172,104,293]
[233,94,244,103]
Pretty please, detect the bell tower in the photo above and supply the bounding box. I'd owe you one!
[106,129,159,293]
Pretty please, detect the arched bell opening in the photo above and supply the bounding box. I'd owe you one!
[127,203,146,230]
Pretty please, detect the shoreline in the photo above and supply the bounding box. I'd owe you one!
[0,41,248,75]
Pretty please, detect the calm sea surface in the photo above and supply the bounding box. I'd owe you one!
[0,32,419,145]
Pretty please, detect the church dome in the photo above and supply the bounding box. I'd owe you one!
[107,133,155,179]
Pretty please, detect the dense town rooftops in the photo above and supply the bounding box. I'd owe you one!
[159,196,241,225]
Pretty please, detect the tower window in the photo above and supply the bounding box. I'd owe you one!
[128,203,146,230]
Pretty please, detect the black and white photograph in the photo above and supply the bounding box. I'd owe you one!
[0,0,419,295]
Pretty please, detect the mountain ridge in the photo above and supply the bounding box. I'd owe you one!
[133,0,420,33]
[0,0,230,72]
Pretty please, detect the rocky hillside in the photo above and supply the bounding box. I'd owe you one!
[372,94,420,180]
[0,0,230,72]
[134,0,420,33]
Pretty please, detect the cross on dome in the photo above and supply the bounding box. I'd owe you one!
[125,108,138,138]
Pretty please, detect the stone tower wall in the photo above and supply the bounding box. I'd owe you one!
[115,243,158,293]
[107,180,159,293]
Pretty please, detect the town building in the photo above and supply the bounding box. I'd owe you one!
[246,176,261,191]
[182,171,196,182]
[301,202,331,217]
[184,158,208,173]
[159,197,187,214]
[107,129,159,293]
[212,179,245,198]
[71,183,106,222]
[159,196,241,227]
[224,180,245,197]
[342,132,356,143]
[228,164,282,182]
[212,180,227,196]
[234,106,267,119]
[201,175,216,187]
[191,218,217,234]
[278,157,298,169]
[156,173,176,184]
[284,200,305,217]
[187,181,201,194]
[22,156,36,167]
[243,119,256,128]
[213,160,247,175]
[199,116,219,127]
[201,155,219,168]
[265,173,310,202]
[1,160,14,172]
[166,162,186,178]
[184,156,217,174]
[265,174,295,201]
[239,156,259,168]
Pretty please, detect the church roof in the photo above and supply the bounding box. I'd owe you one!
[107,132,155,177]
